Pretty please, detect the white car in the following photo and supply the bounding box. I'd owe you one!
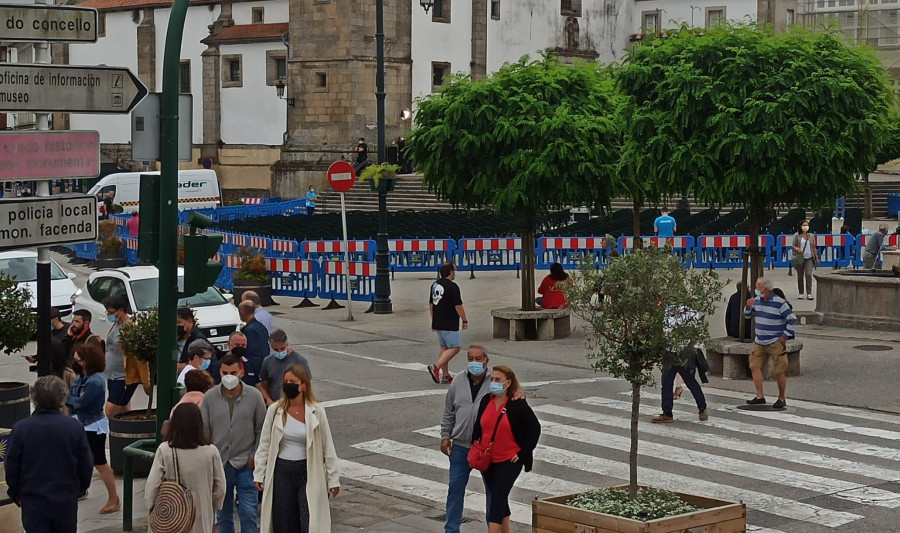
[0,250,79,317]
[72,266,242,351]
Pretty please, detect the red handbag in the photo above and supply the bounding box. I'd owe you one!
[468,407,507,472]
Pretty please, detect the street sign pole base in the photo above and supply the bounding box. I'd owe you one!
[323,297,345,310]
[293,298,320,308]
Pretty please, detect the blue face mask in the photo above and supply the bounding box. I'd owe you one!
[199,359,211,371]
[467,361,486,376]
[107,314,117,323]
[490,381,506,396]
[273,350,288,360]
[754,290,763,299]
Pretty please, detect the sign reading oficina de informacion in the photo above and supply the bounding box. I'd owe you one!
[0,195,98,251]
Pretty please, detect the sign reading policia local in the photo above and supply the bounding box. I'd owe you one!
[0,195,98,251]
[0,4,97,42]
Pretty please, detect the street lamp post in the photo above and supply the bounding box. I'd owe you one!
[373,0,392,314]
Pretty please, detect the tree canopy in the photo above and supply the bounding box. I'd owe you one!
[409,55,623,309]
[619,25,895,225]
[0,274,36,356]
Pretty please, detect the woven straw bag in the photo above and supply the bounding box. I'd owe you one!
[148,447,196,533]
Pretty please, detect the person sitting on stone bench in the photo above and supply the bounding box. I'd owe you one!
[724,282,752,339]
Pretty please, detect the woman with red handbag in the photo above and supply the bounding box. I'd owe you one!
[471,365,541,533]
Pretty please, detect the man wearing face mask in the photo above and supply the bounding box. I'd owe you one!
[177,340,216,386]
[744,276,796,409]
[63,310,102,373]
[102,297,137,418]
[176,307,208,373]
[202,353,267,533]
[238,301,269,386]
[439,346,523,533]
[256,329,312,406]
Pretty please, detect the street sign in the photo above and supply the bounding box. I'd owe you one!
[0,64,148,113]
[0,194,97,251]
[132,93,193,161]
[0,130,99,180]
[0,4,97,42]
[327,161,356,193]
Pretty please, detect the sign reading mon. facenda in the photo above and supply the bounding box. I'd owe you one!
[0,195,97,251]
[0,130,99,180]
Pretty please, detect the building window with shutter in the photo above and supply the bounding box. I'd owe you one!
[705,7,725,28]
[222,55,243,88]
[266,50,288,86]
[561,0,581,17]
[432,62,450,90]
[432,0,450,23]
[491,0,500,19]
[179,60,190,94]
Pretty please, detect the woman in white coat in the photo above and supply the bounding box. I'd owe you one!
[254,364,340,533]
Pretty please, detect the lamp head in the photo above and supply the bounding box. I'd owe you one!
[420,0,433,13]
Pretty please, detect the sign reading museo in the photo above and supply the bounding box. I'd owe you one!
[0,195,97,251]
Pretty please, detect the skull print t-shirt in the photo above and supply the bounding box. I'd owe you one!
[429,278,463,331]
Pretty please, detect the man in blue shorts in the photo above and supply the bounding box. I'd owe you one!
[654,207,677,237]
[427,262,468,384]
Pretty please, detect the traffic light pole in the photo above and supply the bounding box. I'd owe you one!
[155,0,189,440]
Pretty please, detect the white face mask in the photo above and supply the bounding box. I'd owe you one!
[221,375,241,390]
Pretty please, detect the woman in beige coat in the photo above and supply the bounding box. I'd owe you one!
[146,403,226,533]
[253,364,340,533]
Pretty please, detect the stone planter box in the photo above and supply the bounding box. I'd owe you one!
[533,487,746,533]
[233,278,274,306]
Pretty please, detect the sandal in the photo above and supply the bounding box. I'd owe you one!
[100,499,121,514]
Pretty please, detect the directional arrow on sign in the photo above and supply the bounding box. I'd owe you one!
[0,64,148,114]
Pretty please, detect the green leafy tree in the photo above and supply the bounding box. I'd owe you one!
[409,55,622,309]
[119,307,158,417]
[565,248,724,498]
[619,25,894,325]
[0,274,36,355]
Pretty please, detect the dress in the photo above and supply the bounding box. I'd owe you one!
[145,442,226,533]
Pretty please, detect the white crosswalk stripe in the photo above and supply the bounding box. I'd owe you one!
[342,392,900,531]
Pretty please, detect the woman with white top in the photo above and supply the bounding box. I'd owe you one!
[254,364,340,533]
[792,219,819,300]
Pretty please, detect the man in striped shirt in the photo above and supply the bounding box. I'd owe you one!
[744,277,796,409]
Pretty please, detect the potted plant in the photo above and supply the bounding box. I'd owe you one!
[358,162,399,193]
[0,273,37,430]
[232,247,273,306]
[110,306,158,476]
[537,246,739,532]
[96,219,125,269]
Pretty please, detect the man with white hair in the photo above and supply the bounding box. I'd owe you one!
[744,277,796,409]
[862,223,897,269]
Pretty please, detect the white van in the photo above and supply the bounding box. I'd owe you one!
[87,169,222,216]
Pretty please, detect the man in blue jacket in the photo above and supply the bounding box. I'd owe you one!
[238,300,270,386]
[5,376,93,533]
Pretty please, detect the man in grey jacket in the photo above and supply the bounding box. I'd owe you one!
[201,353,267,533]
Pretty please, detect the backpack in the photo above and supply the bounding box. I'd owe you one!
[148,447,196,533]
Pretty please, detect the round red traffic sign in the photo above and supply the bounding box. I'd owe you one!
[327,161,356,193]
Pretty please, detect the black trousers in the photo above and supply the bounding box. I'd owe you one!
[482,459,523,524]
[272,458,310,533]
[661,365,707,417]
[22,500,77,533]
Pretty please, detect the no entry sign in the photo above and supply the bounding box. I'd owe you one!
[327,161,356,193]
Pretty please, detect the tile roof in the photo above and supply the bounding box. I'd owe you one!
[79,0,214,11]
[202,23,289,44]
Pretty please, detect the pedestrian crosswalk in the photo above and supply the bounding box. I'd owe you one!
[340,388,900,531]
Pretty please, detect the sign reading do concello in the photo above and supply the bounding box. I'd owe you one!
[0,4,98,43]
[0,195,98,251]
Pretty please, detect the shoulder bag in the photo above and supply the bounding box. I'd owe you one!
[468,406,507,472]
[148,447,196,533]
[791,237,808,269]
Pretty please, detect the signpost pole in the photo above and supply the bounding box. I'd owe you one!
[340,192,353,322]
[155,0,190,441]
[34,0,52,377]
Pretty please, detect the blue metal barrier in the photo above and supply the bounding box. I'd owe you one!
[319,260,377,302]
[694,235,773,269]
[773,233,855,268]
[389,239,456,273]
[617,236,696,266]
[457,237,521,274]
[536,236,612,269]
[301,240,376,262]
[268,258,318,298]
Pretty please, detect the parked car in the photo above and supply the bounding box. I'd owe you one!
[72,266,241,351]
[0,250,79,317]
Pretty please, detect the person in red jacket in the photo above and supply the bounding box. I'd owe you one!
[536,263,570,309]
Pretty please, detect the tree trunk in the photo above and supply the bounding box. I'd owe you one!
[629,382,640,499]
[520,213,537,311]
[632,199,642,250]
[739,209,765,344]
[738,252,749,342]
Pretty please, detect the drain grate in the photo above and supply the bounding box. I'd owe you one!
[852,344,894,352]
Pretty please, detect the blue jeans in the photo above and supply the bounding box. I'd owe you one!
[216,463,258,533]
[661,365,707,418]
[446,443,490,533]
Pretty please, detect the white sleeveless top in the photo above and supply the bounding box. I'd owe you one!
[278,415,308,461]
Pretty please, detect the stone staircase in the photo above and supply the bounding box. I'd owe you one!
[318,174,454,213]
[317,174,900,219]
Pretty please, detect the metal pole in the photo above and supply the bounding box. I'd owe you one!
[374,0,393,314]
[34,0,52,377]
[340,192,353,321]
[156,0,190,440]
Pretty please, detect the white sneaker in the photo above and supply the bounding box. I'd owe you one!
[807,294,813,300]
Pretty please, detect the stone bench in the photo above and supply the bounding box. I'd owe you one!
[491,307,571,341]
[705,337,803,380]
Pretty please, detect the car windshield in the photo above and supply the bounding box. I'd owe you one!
[130,278,227,312]
[0,256,67,282]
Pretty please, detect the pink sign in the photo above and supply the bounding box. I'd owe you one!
[0,130,100,181]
